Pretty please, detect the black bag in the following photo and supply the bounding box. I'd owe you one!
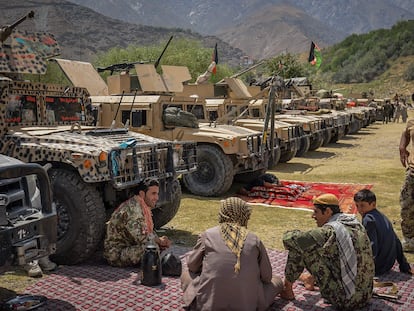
[161,253,182,277]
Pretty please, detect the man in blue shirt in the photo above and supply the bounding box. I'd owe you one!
[354,189,412,276]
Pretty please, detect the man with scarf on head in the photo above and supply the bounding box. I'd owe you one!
[281,193,374,310]
[181,197,283,311]
[103,178,171,267]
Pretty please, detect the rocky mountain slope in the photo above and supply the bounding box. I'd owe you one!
[0,0,245,65]
[67,0,414,58]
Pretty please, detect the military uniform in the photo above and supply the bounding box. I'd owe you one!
[400,119,414,248]
[283,218,374,310]
[103,196,151,267]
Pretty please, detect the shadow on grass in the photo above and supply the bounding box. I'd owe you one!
[161,228,198,248]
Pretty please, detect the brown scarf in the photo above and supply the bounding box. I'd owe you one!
[136,195,153,235]
[219,197,251,273]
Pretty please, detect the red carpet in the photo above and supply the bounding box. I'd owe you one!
[239,180,373,214]
[24,246,412,310]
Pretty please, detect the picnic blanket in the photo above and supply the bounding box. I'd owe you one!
[23,247,412,310]
[238,180,373,214]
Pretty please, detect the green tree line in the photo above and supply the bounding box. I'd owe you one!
[36,20,413,88]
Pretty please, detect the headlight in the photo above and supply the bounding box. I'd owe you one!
[26,174,41,211]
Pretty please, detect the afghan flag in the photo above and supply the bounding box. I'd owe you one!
[211,43,218,74]
[308,41,322,69]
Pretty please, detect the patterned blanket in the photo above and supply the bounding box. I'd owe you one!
[24,247,412,310]
[239,180,373,214]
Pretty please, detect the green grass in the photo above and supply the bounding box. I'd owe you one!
[167,114,414,263]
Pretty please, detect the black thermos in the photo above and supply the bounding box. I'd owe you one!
[141,242,162,286]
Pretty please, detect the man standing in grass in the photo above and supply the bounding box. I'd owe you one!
[399,119,414,252]
[281,193,374,310]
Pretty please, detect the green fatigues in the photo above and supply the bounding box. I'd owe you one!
[283,223,374,310]
[103,196,149,267]
[400,119,414,240]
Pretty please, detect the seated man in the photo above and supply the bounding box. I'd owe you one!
[103,179,171,267]
[281,193,374,310]
[181,197,283,311]
[354,189,412,275]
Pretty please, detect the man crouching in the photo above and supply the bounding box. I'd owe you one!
[281,193,374,310]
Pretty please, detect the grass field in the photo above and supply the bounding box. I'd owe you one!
[167,110,414,264]
[1,110,413,297]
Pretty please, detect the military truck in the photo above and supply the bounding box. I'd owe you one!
[177,76,303,163]
[54,59,270,197]
[0,155,56,272]
[0,12,197,265]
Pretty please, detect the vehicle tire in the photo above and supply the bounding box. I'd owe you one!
[322,129,332,146]
[295,136,311,157]
[309,132,324,151]
[49,169,106,265]
[268,145,281,169]
[152,179,181,229]
[279,149,296,163]
[183,144,234,196]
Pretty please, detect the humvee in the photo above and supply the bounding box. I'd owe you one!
[177,77,302,163]
[53,59,270,197]
[0,12,197,264]
[0,154,56,272]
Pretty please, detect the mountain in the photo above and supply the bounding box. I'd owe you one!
[0,0,245,65]
[215,3,345,59]
[66,0,414,58]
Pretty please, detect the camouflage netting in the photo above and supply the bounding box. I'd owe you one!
[162,107,199,128]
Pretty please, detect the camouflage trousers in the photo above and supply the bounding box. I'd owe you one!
[103,244,144,267]
[399,169,414,239]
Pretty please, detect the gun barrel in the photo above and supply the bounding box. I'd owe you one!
[0,11,35,42]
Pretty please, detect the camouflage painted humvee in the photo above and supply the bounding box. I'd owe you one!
[0,13,197,265]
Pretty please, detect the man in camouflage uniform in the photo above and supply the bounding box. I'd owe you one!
[399,119,414,252]
[281,193,374,310]
[103,179,171,267]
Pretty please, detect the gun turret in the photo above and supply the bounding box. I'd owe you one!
[97,60,151,75]
[216,60,266,84]
[0,11,34,43]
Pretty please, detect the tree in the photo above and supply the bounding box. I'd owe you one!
[94,38,235,83]
[264,53,306,79]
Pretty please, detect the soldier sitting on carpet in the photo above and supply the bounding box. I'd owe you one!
[281,193,375,310]
[354,189,412,276]
[103,178,171,267]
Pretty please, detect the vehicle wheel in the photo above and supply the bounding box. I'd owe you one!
[309,132,324,151]
[322,129,332,146]
[349,120,360,134]
[268,145,281,168]
[183,145,234,196]
[152,179,181,228]
[49,169,106,265]
[295,136,311,157]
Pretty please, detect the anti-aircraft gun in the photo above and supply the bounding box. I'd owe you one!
[0,13,197,265]
[0,11,34,43]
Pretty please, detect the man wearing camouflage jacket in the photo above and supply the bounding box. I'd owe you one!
[103,179,171,267]
[281,193,374,310]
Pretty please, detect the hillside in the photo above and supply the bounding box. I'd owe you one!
[0,0,245,66]
[67,0,414,59]
[216,3,342,59]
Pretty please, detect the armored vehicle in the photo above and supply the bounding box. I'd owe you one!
[0,12,197,265]
[178,77,301,163]
[0,154,56,272]
[54,59,269,197]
